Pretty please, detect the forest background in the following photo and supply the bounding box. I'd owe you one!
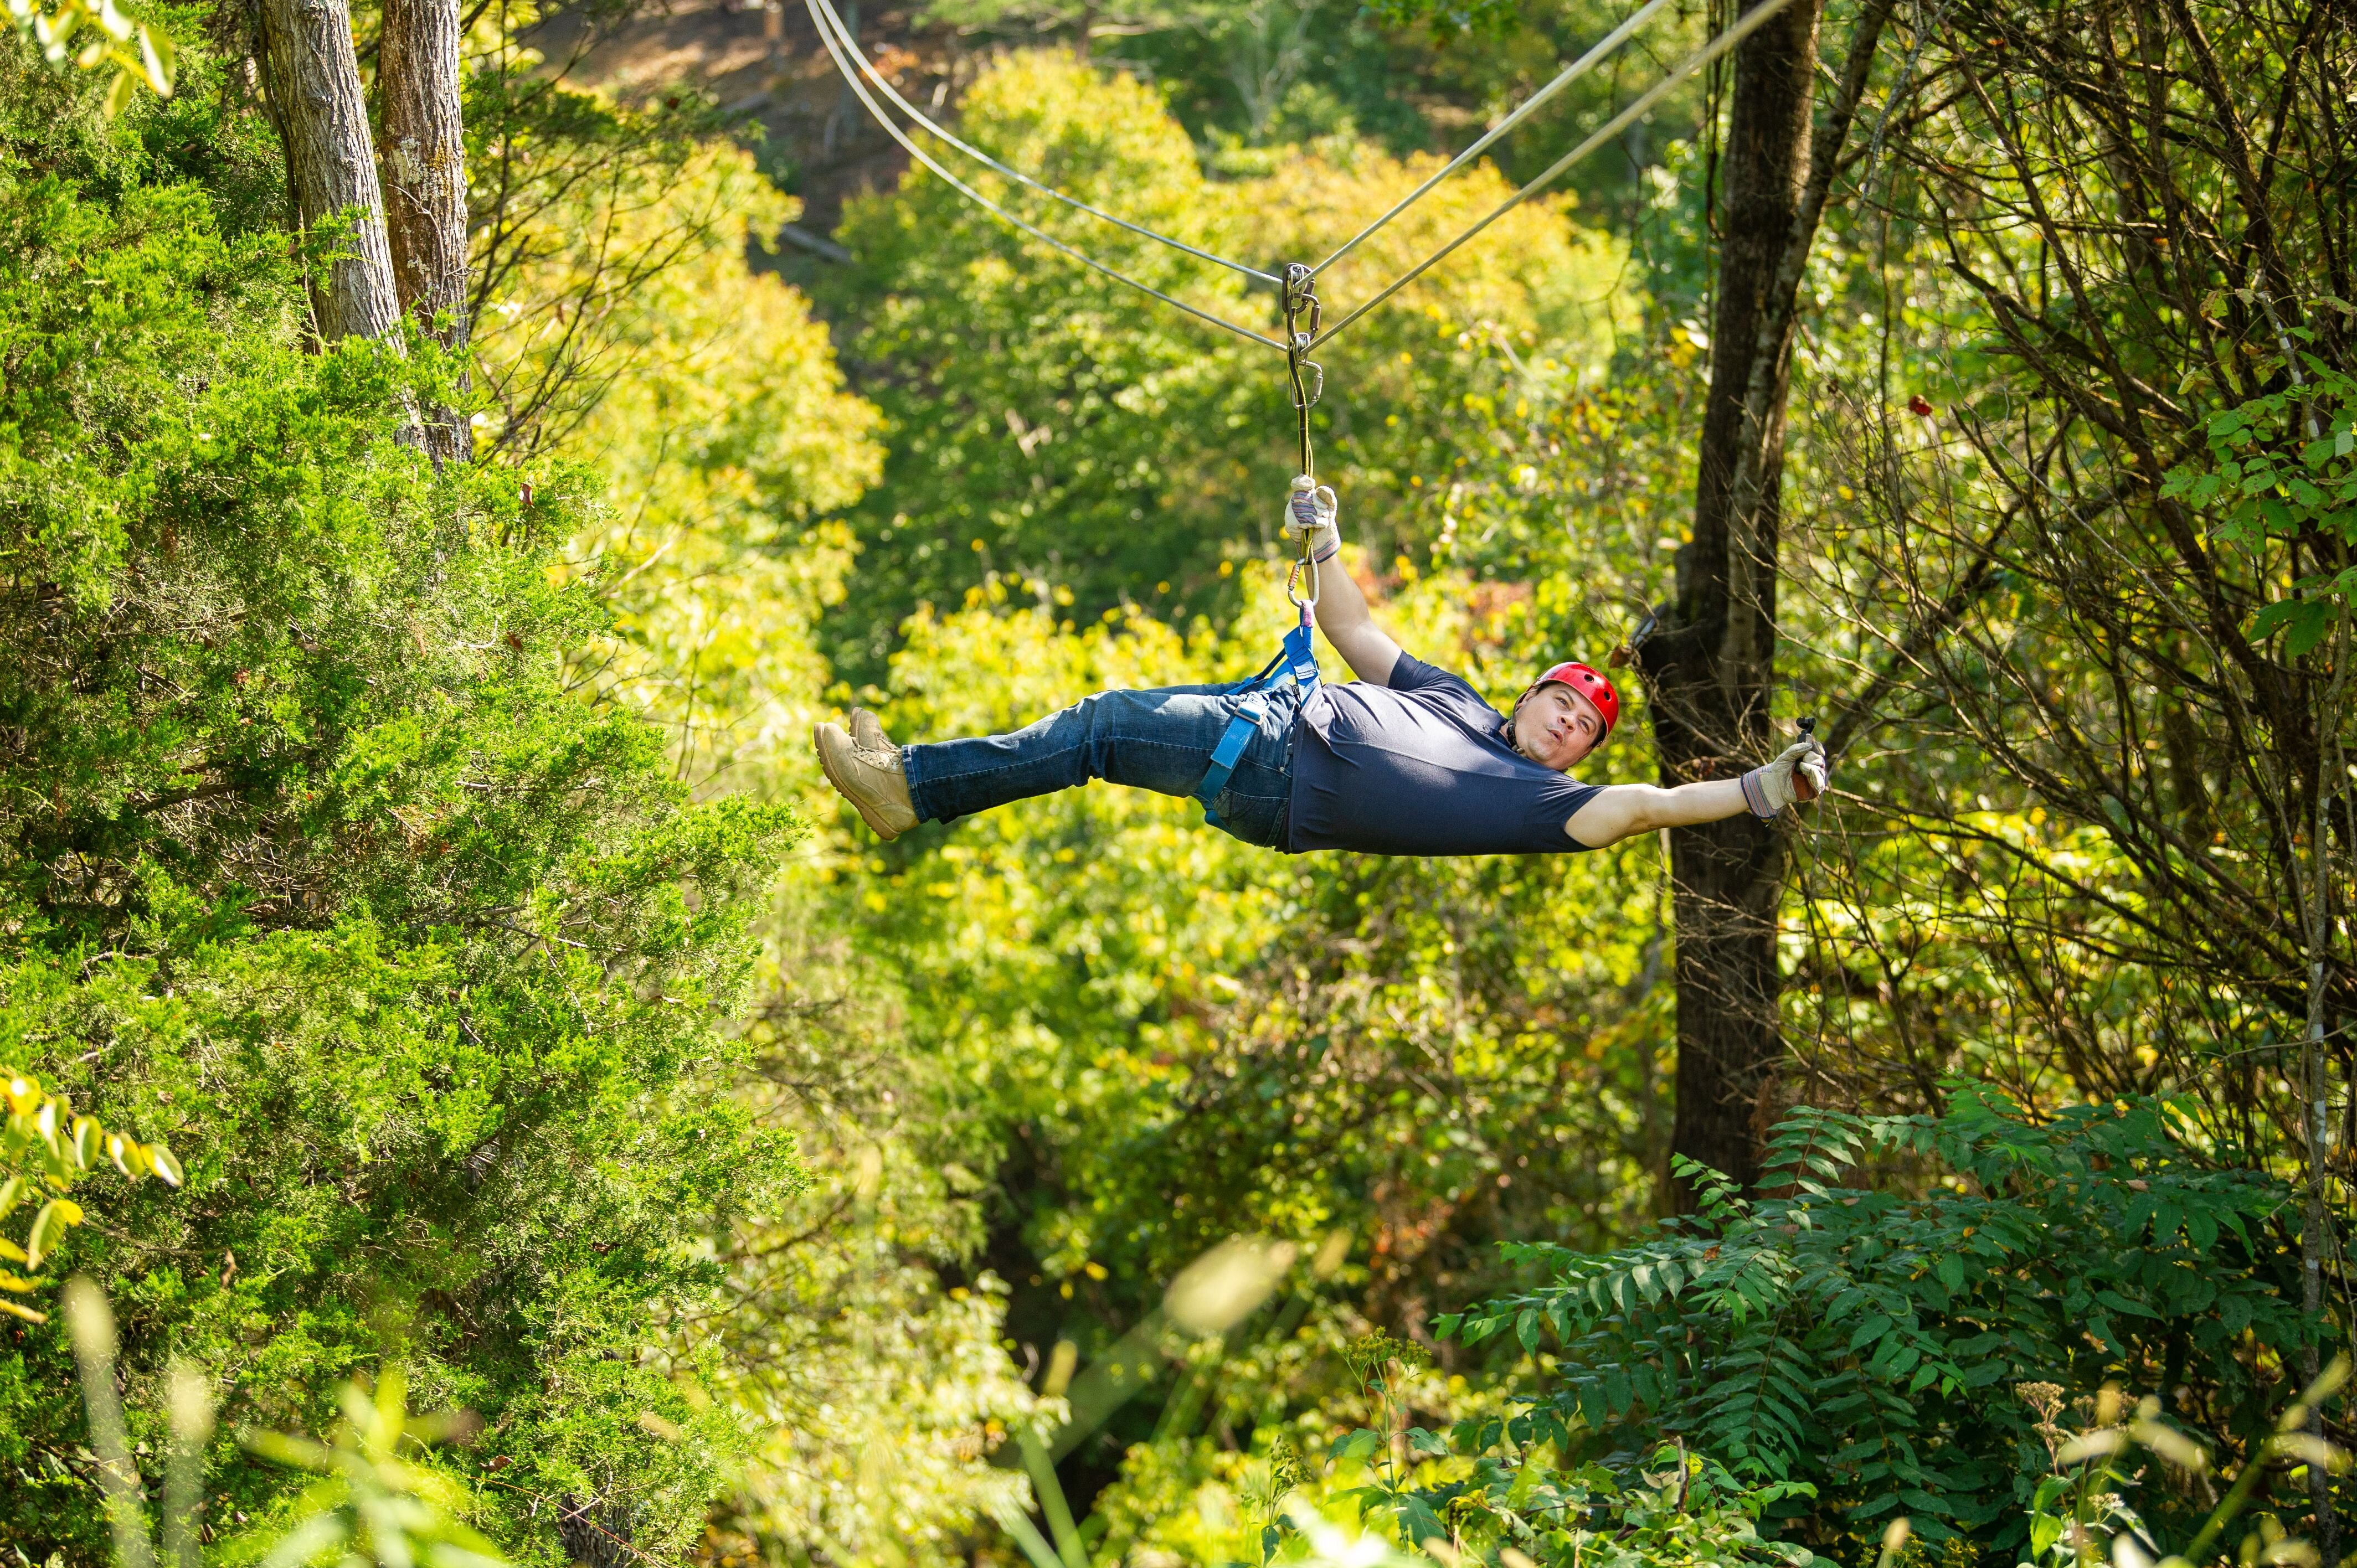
[0,0,2350,1564]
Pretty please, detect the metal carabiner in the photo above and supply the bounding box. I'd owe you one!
[1289,350,1324,411]
[1280,264,1325,479]
[1287,551,1320,610]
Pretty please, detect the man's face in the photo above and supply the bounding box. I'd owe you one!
[1513,682,1607,771]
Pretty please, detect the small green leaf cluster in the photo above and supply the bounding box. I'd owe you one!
[1266,1433,1821,1568]
[1342,1329,1433,1389]
[1434,1089,2313,1555]
[2160,354,2357,656]
[1421,1446,1819,1568]
[2021,1364,2349,1568]
[1355,0,1522,43]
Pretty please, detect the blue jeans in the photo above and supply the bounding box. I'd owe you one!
[902,682,1304,849]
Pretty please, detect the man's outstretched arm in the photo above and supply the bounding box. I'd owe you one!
[1288,483,1402,684]
[1564,742,1828,848]
[1564,779,1747,848]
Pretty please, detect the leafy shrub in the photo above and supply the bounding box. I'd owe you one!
[0,117,801,1563]
[821,49,1633,682]
[1436,1090,2315,1554]
[1006,1324,1825,1568]
[1307,1343,1821,1568]
[2018,1362,2348,1568]
[2158,364,2357,656]
[1383,1445,1819,1568]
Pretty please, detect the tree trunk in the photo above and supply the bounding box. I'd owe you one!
[1636,0,1890,1205]
[825,0,861,159]
[2299,616,2348,1561]
[380,0,471,462]
[255,0,403,343]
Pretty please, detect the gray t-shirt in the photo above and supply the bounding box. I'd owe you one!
[1284,653,1603,855]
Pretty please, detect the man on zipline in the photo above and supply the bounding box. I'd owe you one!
[815,485,1829,853]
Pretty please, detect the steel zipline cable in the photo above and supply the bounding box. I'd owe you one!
[1307,0,1675,280]
[807,0,1800,357]
[1309,0,1801,349]
[806,0,1280,287]
[802,0,1285,349]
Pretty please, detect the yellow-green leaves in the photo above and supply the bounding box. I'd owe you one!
[0,119,799,1562]
[831,48,1636,662]
[472,118,881,793]
[0,1066,180,1321]
[24,1197,85,1271]
[4,0,174,115]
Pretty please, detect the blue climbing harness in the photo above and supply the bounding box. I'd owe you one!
[1193,607,1321,829]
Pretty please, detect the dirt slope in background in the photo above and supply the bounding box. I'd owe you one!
[528,0,963,242]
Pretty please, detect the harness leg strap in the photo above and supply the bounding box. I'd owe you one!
[1195,605,1319,830]
[1194,695,1267,827]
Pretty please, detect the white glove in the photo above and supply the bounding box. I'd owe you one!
[1741,739,1829,818]
[1283,477,1339,563]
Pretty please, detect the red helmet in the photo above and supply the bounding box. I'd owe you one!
[1531,661,1620,735]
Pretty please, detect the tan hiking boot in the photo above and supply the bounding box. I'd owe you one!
[850,707,893,752]
[815,721,917,840]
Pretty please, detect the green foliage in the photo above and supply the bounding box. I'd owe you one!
[913,0,1700,200]
[464,70,860,472]
[913,0,1424,147]
[471,118,883,793]
[770,556,1677,1563]
[847,559,1666,1267]
[1437,1092,2313,1552]
[1,7,2333,1565]
[825,49,1263,675]
[1358,0,1517,42]
[698,883,1053,1560]
[794,125,1670,1540]
[2161,358,2357,656]
[0,108,801,1563]
[959,1258,1824,1568]
[1377,1444,1820,1568]
[2018,1361,2347,1568]
[1785,0,2357,1199]
[60,1276,513,1568]
[231,1373,507,1568]
[572,12,2350,1565]
[0,1067,181,1321]
[465,73,1062,1562]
